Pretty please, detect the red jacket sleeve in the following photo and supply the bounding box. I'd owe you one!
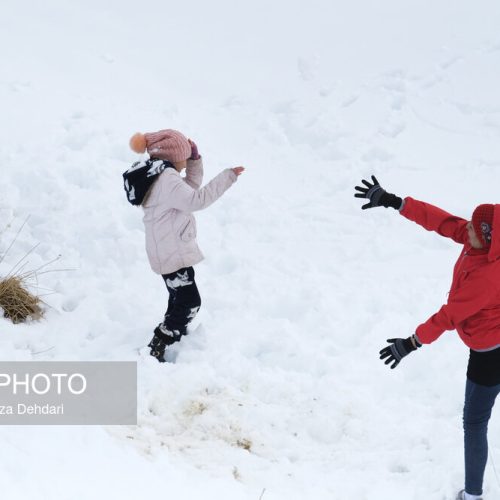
[400,197,468,244]
[416,275,497,344]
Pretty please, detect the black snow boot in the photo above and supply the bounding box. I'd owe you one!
[148,325,181,363]
[148,335,167,363]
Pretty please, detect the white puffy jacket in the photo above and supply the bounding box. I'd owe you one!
[142,158,237,275]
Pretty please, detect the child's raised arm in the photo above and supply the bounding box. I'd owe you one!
[400,197,468,244]
[161,167,243,212]
[354,175,468,244]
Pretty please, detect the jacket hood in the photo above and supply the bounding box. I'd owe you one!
[488,204,500,262]
[123,158,174,206]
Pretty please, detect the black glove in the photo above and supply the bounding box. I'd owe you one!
[379,336,421,369]
[354,175,403,210]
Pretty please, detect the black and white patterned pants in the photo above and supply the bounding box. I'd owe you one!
[159,266,201,343]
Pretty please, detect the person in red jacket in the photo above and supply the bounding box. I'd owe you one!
[354,176,500,500]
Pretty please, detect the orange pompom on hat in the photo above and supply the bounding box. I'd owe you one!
[129,129,191,163]
[129,133,147,153]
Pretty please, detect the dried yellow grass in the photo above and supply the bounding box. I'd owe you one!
[0,216,63,324]
[0,275,43,323]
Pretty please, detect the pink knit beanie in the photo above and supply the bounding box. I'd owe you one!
[129,129,191,162]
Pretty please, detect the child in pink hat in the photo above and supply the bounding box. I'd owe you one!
[124,129,245,362]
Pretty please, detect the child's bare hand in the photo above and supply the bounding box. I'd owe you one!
[232,166,245,176]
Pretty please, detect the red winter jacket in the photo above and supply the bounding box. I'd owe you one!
[400,197,500,350]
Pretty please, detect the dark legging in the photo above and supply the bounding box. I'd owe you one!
[463,378,500,495]
[161,266,201,340]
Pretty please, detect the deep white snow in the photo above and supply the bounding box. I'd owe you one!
[1,0,500,498]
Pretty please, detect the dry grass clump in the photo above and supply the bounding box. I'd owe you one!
[0,274,43,323]
[0,216,58,324]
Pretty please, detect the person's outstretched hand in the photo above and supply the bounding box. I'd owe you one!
[232,166,245,176]
[379,336,421,369]
[354,175,403,210]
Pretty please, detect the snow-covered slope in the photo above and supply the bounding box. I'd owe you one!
[1,1,500,498]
